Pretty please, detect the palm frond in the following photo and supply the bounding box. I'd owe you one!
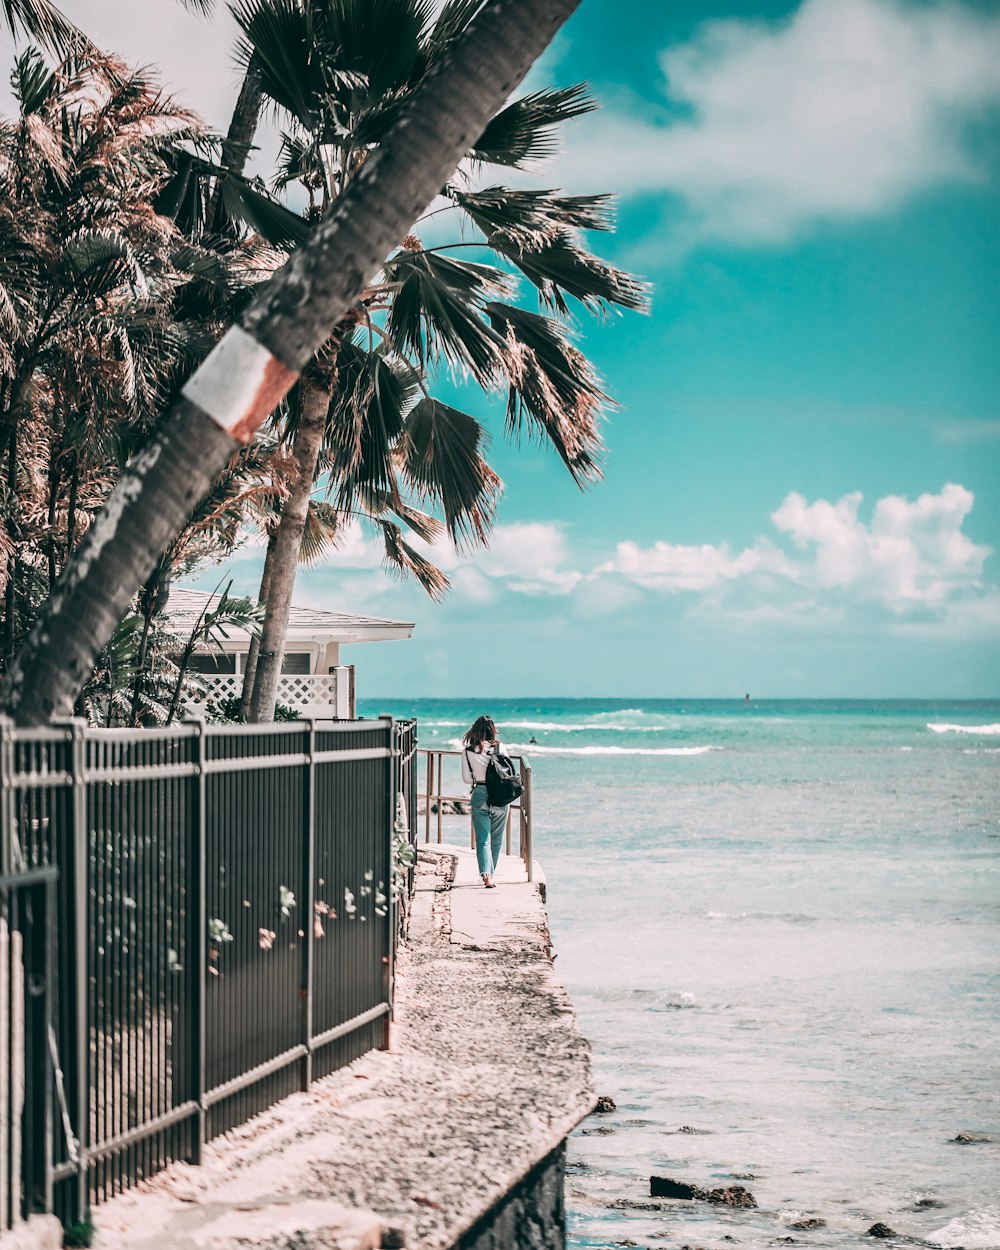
[451,185,615,250]
[378,517,449,600]
[324,338,418,501]
[62,229,139,302]
[11,46,56,114]
[219,175,313,247]
[469,84,595,169]
[3,0,86,56]
[487,301,605,486]
[320,0,434,96]
[399,397,500,545]
[299,499,341,563]
[425,0,483,56]
[495,230,650,318]
[231,0,322,130]
[384,249,509,383]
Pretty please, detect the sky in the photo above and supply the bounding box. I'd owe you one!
[4,0,999,697]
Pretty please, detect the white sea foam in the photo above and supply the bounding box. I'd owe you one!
[927,722,1000,735]
[425,717,674,733]
[928,1206,1000,1249]
[502,741,717,757]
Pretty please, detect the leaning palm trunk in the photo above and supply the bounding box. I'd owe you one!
[247,373,329,722]
[1,0,583,726]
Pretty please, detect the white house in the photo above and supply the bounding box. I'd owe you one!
[165,586,414,719]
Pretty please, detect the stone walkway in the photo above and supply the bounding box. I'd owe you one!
[83,846,593,1250]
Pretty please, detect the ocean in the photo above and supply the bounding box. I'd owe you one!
[358,698,1000,1249]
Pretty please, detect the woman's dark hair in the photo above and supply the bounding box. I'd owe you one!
[463,715,497,751]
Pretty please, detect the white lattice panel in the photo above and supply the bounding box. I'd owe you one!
[182,673,344,718]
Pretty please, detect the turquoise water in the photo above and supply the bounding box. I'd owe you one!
[359,699,1000,1249]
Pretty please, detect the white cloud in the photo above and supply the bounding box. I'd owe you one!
[771,483,989,609]
[587,484,995,635]
[595,539,772,591]
[554,0,1000,245]
[220,485,996,642]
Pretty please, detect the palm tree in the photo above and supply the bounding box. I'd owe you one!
[233,0,646,720]
[0,46,207,661]
[0,45,283,721]
[2,0,589,726]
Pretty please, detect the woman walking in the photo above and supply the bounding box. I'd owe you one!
[461,715,508,888]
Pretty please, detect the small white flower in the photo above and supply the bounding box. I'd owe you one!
[208,918,233,943]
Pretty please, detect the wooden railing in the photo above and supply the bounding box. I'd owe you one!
[417,748,533,882]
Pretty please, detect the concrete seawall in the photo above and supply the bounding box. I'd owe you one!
[79,845,594,1250]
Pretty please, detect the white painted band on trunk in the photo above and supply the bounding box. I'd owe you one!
[182,327,277,433]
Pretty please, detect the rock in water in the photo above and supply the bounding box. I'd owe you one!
[704,1186,757,1209]
[867,1223,896,1238]
[789,1217,826,1230]
[650,1177,703,1199]
[952,1131,991,1143]
[648,1178,757,1208]
[595,1095,616,1114]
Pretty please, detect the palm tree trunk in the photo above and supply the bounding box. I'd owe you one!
[206,63,264,234]
[4,423,18,664]
[1,0,582,726]
[247,376,329,722]
[238,528,277,720]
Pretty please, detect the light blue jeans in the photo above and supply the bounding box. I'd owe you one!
[471,784,507,877]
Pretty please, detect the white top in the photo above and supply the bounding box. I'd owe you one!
[461,743,502,786]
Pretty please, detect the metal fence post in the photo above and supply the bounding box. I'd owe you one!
[520,759,533,883]
[189,720,207,1163]
[0,718,16,877]
[302,720,316,1089]
[67,720,89,1223]
[381,717,397,1047]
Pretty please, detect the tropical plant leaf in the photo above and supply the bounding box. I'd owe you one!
[378,517,449,600]
[384,248,509,383]
[11,47,56,114]
[2,0,86,56]
[399,397,500,544]
[320,0,433,97]
[231,0,323,130]
[487,301,605,485]
[469,84,595,169]
[424,0,482,56]
[63,229,138,301]
[219,175,313,247]
[495,230,650,317]
[324,337,418,501]
[450,185,615,250]
[299,499,342,563]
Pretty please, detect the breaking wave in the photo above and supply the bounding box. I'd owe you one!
[927,723,1000,736]
[502,742,717,757]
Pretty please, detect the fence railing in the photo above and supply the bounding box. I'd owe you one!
[0,716,415,1228]
[417,749,533,882]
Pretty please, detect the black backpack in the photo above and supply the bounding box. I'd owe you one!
[484,747,524,807]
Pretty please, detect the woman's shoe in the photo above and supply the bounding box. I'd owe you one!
[485,875,496,889]
[482,873,490,887]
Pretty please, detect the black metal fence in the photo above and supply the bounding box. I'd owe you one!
[0,716,416,1229]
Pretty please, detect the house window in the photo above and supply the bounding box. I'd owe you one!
[187,653,237,674]
[281,653,311,675]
